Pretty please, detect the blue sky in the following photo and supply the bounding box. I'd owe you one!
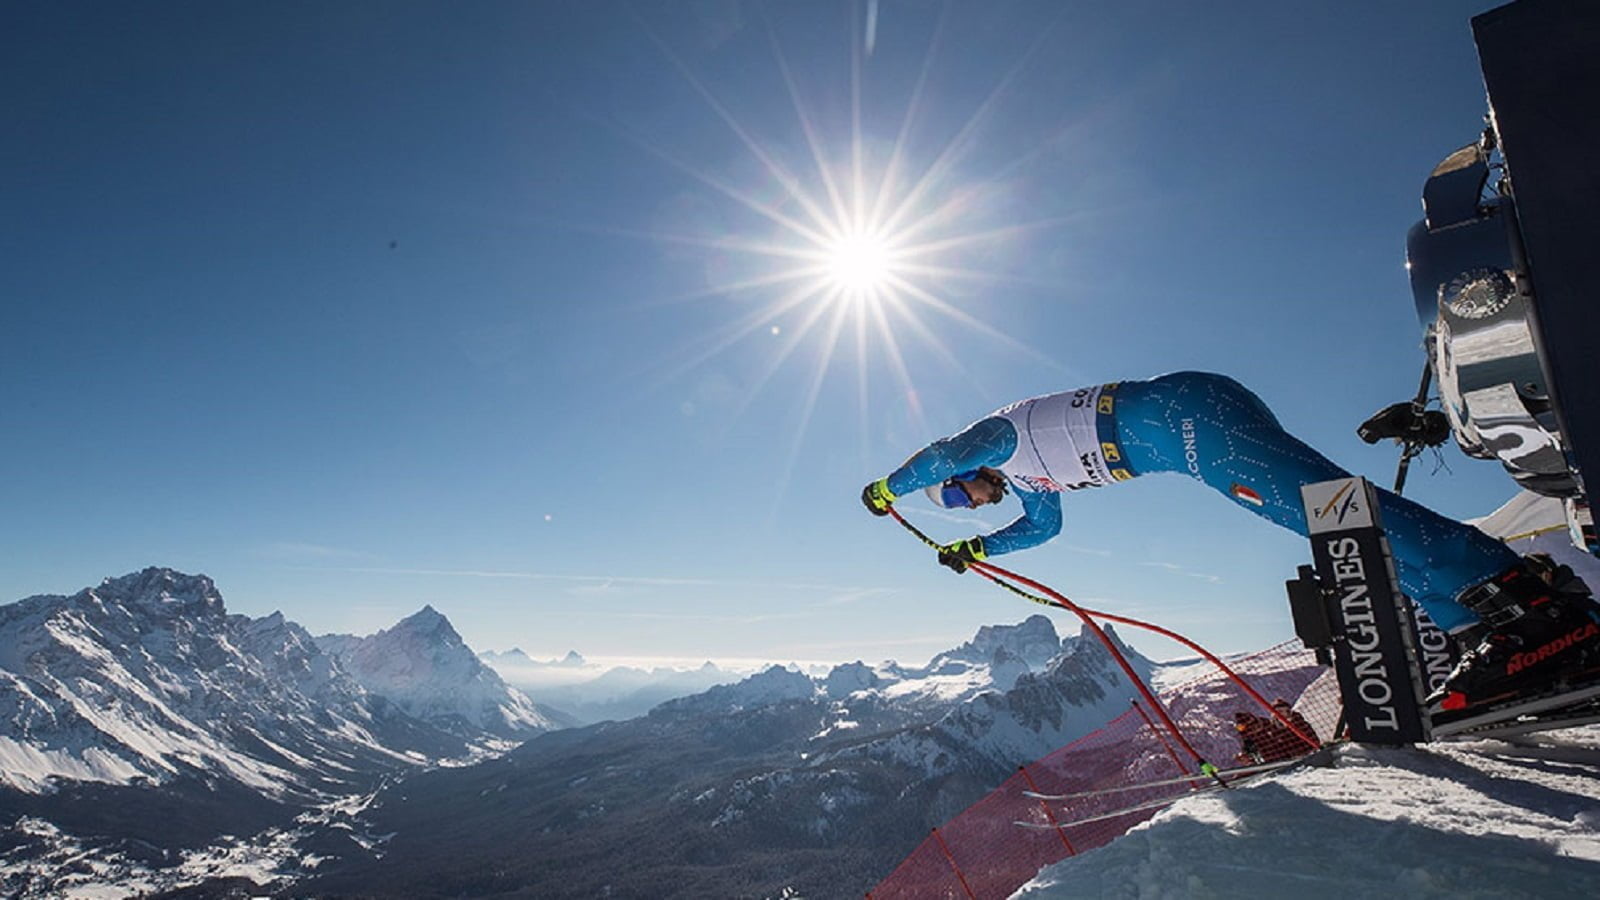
[2,1,1518,667]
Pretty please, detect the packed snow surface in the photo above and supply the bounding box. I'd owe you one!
[1015,725,1600,900]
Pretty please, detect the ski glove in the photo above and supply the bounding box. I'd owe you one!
[938,537,986,574]
[861,478,898,516]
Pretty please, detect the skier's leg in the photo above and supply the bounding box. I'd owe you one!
[1111,371,1515,633]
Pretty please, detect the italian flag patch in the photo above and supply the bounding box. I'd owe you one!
[1231,483,1264,507]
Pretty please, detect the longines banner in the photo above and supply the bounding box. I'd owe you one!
[1302,477,1429,744]
[1406,600,1461,701]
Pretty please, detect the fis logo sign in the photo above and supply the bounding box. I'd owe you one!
[1302,478,1375,534]
[1315,482,1362,524]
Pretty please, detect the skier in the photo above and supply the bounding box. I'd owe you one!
[1231,704,1317,764]
[860,371,1600,710]
[1231,711,1271,765]
[1267,699,1318,757]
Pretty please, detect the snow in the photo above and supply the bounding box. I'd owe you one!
[1150,654,1248,691]
[0,735,144,791]
[879,666,993,703]
[1,779,412,898]
[1014,725,1600,899]
[812,718,860,741]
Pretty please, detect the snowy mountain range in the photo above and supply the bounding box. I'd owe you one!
[291,615,1167,897]
[479,649,744,725]
[0,567,555,896]
[479,648,587,669]
[1,591,1141,896]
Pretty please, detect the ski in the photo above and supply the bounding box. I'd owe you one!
[1429,677,1600,738]
[1020,757,1306,802]
[1457,700,1600,740]
[1013,783,1232,832]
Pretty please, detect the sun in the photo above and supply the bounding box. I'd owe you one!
[621,5,1074,499]
[822,229,896,297]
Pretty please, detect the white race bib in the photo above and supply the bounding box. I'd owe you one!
[990,385,1120,491]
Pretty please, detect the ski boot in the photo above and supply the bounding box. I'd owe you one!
[1427,554,1600,712]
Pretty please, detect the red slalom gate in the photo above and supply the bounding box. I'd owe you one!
[867,640,1339,900]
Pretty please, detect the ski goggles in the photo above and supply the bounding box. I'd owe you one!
[939,482,974,509]
[937,469,1008,509]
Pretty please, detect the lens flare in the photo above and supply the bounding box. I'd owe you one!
[618,7,1076,502]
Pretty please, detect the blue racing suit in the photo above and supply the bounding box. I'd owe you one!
[882,371,1517,633]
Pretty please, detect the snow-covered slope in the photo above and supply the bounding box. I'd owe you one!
[316,606,554,741]
[1015,726,1600,898]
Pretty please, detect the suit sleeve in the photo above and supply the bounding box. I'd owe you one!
[883,417,1017,496]
[979,489,1062,556]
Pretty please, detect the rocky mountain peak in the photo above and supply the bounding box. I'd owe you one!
[90,566,224,617]
[315,606,551,739]
[822,661,882,698]
[944,614,1062,669]
[394,605,458,640]
[660,664,816,714]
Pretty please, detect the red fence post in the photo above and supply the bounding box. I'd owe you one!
[1130,699,1200,787]
[1018,764,1077,857]
[930,827,978,900]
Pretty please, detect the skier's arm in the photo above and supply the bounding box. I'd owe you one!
[977,489,1062,556]
[882,417,1017,497]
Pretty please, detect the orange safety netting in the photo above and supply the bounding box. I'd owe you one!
[867,640,1341,900]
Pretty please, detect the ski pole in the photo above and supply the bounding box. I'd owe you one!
[883,508,1220,783]
[884,507,1321,753]
[969,557,1226,785]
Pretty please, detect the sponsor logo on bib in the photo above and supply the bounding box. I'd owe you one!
[1013,473,1066,493]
